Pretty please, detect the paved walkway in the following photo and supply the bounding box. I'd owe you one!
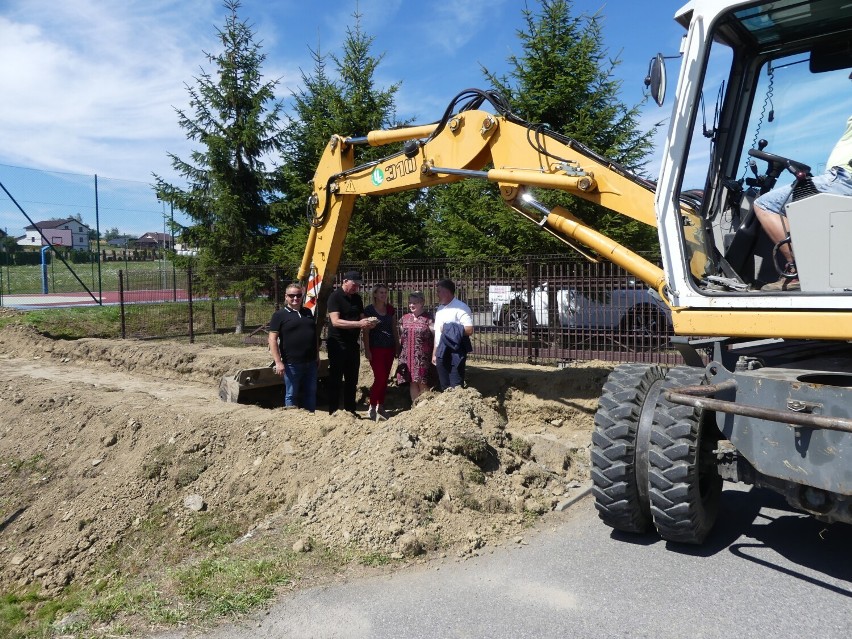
[0,289,188,309]
[1,293,102,309]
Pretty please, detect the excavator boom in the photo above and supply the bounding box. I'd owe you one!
[298,97,707,329]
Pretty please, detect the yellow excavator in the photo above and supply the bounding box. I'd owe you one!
[231,0,852,544]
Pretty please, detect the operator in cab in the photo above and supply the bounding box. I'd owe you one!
[754,86,852,291]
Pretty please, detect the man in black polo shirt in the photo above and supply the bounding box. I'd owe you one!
[268,283,318,412]
[326,271,378,415]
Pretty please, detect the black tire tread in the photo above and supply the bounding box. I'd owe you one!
[648,366,722,544]
[592,363,667,533]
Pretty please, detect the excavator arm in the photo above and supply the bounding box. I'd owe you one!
[298,91,706,328]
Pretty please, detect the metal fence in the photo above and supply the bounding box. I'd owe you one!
[112,265,283,341]
[96,255,683,366]
[348,255,682,366]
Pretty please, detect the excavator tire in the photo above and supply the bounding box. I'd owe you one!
[592,364,668,533]
[648,365,722,544]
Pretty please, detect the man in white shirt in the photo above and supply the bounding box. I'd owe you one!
[432,279,474,390]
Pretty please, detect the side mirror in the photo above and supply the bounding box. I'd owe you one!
[644,53,667,106]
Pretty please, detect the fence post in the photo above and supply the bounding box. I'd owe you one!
[525,256,534,363]
[118,269,126,339]
[188,265,194,343]
[274,266,281,310]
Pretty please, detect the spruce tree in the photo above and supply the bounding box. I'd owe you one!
[274,10,425,266]
[271,45,341,266]
[484,0,660,253]
[154,0,285,332]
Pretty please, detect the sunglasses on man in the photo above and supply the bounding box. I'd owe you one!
[286,293,303,299]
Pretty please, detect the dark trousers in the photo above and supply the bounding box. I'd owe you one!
[436,351,466,390]
[327,339,360,414]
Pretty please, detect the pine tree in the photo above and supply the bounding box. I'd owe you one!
[273,9,425,266]
[154,0,285,332]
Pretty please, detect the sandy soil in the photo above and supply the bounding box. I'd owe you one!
[0,316,612,607]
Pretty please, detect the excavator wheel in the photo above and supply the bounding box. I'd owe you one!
[591,364,668,533]
[648,365,722,544]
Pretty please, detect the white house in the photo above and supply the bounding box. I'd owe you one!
[18,218,91,250]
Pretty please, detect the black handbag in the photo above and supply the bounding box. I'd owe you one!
[394,362,410,386]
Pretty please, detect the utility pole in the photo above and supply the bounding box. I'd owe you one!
[162,211,167,291]
[171,202,176,301]
[94,175,103,304]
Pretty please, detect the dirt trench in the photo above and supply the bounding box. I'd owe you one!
[0,320,612,596]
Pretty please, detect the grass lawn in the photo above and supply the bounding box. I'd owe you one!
[0,298,277,340]
[0,259,175,295]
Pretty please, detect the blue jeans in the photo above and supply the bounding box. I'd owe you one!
[755,166,852,214]
[284,360,318,412]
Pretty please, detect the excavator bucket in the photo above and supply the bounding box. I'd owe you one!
[218,360,329,408]
[218,366,284,407]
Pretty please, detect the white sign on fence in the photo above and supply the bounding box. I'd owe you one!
[488,285,513,303]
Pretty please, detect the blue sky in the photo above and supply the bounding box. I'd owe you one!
[0,1,687,238]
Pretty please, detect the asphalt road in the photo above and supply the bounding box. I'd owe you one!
[156,484,851,639]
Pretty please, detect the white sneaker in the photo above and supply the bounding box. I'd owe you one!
[367,405,377,421]
[377,406,389,421]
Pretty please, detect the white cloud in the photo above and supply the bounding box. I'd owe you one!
[416,1,506,54]
[0,1,226,180]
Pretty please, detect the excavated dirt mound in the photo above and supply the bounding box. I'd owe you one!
[0,321,612,597]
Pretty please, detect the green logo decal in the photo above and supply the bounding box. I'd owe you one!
[371,167,385,186]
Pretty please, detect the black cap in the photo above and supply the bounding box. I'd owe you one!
[343,270,363,283]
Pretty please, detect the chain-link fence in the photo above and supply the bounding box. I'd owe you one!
[0,163,185,306]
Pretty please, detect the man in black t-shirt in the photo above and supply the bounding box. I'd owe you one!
[268,283,318,412]
[326,271,378,415]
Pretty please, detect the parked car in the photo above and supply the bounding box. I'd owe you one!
[490,280,673,349]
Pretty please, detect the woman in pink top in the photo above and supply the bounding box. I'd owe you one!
[396,291,435,403]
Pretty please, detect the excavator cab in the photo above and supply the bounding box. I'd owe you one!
[654,0,852,316]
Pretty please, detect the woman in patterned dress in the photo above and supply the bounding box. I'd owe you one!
[396,291,435,403]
